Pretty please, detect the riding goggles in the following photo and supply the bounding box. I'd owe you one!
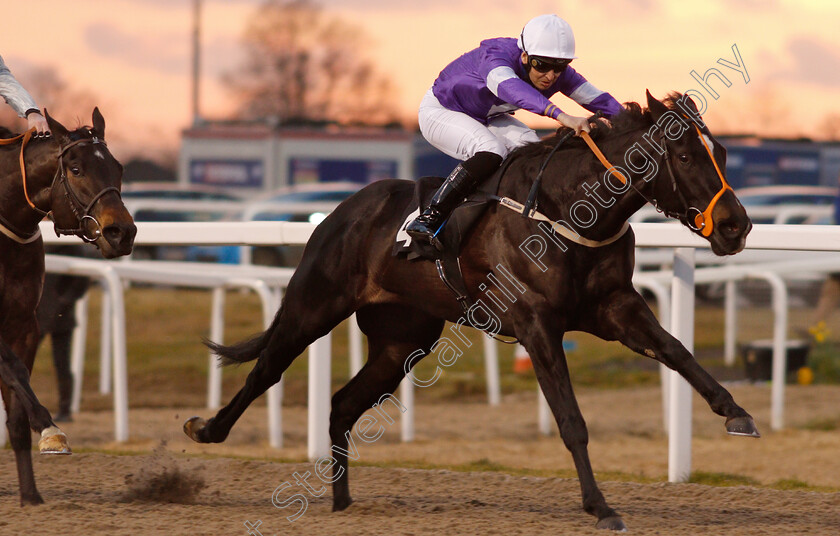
[528,56,572,74]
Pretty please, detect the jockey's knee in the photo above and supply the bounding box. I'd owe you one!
[472,138,509,161]
[463,151,504,177]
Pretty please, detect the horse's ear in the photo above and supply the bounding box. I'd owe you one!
[92,107,105,138]
[645,89,669,122]
[43,109,71,144]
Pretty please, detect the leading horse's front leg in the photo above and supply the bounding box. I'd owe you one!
[0,337,69,451]
[0,335,70,506]
[593,288,759,436]
[518,310,627,531]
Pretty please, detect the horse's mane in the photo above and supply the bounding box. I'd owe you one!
[510,92,685,160]
[0,126,17,139]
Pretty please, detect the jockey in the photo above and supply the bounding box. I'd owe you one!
[0,55,50,137]
[406,14,623,249]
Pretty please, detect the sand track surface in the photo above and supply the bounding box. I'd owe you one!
[1,384,838,535]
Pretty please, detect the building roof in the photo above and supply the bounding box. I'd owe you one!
[182,119,414,142]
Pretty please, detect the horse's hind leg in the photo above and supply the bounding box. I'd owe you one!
[593,288,758,436]
[328,304,444,511]
[187,281,361,444]
[518,310,626,531]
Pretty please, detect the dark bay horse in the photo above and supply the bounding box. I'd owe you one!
[0,108,136,505]
[185,91,757,530]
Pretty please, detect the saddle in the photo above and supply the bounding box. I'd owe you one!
[393,163,509,315]
[393,166,506,262]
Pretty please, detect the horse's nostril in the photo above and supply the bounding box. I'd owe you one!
[103,224,136,247]
[720,220,740,237]
[103,225,122,243]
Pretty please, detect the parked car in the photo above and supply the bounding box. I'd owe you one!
[184,182,365,266]
[121,182,241,199]
[122,183,245,260]
[734,185,837,225]
[734,185,837,207]
[248,182,363,265]
[122,182,243,220]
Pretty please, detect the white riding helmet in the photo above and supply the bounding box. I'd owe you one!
[517,14,577,59]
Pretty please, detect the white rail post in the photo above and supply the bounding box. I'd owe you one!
[207,286,225,410]
[755,271,789,431]
[400,376,415,442]
[483,337,501,406]
[724,280,738,366]
[668,248,695,483]
[307,333,332,460]
[99,290,112,395]
[0,396,5,446]
[70,292,90,413]
[537,387,552,435]
[267,381,284,449]
[258,284,283,449]
[102,267,130,442]
[634,277,671,434]
[349,313,363,377]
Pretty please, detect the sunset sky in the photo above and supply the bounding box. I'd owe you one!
[4,0,839,161]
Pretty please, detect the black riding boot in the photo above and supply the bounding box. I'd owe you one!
[406,152,502,250]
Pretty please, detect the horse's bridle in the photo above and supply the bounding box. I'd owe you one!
[581,119,732,237]
[51,136,121,242]
[645,123,733,237]
[16,128,121,243]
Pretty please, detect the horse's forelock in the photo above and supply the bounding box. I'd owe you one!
[67,124,97,142]
[661,92,688,112]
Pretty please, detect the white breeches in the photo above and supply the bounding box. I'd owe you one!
[418,88,540,161]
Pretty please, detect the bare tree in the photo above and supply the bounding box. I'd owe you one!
[224,0,400,126]
[818,113,840,141]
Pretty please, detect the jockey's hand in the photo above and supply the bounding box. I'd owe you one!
[557,113,591,136]
[27,111,50,137]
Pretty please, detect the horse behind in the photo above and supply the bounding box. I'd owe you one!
[185,91,758,530]
[0,108,136,505]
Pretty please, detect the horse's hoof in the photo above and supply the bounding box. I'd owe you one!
[20,493,45,507]
[332,496,353,512]
[38,426,72,455]
[183,416,207,443]
[725,416,761,438]
[595,516,627,531]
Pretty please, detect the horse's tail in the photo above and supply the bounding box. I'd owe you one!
[205,294,297,366]
[204,333,267,366]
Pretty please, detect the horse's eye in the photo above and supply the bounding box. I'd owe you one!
[678,154,689,164]
[70,166,81,176]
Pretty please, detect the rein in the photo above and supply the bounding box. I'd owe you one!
[495,126,635,249]
[0,128,41,242]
